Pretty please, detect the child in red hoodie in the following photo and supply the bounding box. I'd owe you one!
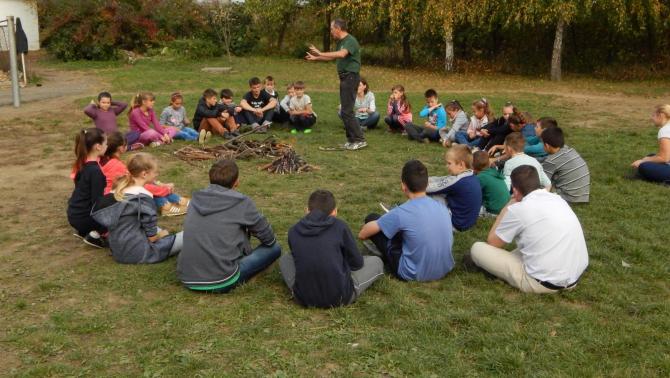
[101,132,189,216]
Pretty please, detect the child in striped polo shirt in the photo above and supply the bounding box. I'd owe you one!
[541,127,590,203]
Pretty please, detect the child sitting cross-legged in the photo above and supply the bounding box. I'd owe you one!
[426,145,482,232]
[405,89,447,143]
[159,92,199,141]
[288,81,317,134]
[177,159,281,293]
[359,160,454,282]
[92,153,183,264]
[541,127,591,203]
[100,132,189,217]
[279,190,384,308]
[473,150,510,217]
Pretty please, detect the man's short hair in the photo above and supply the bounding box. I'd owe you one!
[472,150,490,172]
[541,126,565,148]
[401,160,428,193]
[424,89,438,99]
[220,88,233,99]
[249,77,261,87]
[203,88,217,99]
[511,165,542,197]
[504,132,526,152]
[308,189,336,214]
[537,117,558,129]
[264,76,274,83]
[209,159,239,188]
[447,144,473,169]
[332,18,348,31]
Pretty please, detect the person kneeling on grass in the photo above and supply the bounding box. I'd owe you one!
[466,165,588,294]
[358,160,454,282]
[279,190,384,308]
[177,159,281,293]
[288,81,317,134]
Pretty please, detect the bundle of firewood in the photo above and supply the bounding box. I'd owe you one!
[173,137,317,174]
[260,149,318,174]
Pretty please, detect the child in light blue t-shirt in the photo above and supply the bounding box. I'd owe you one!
[405,89,447,143]
[359,160,454,281]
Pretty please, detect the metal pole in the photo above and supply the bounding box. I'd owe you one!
[7,16,20,108]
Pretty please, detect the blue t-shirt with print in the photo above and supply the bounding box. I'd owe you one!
[377,196,454,281]
[419,105,447,129]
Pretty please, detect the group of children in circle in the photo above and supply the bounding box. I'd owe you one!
[66,74,596,305]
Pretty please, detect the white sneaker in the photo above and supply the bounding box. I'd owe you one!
[343,142,353,149]
[261,120,272,127]
[346,141,368,150]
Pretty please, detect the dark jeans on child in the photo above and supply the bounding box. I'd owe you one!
[405,123,440,142]
[385,116,405,131]
[274,108,290,124]
[290,114,316,131]
[364,213,404,280]
[206,243,281,293]
[339,72,365,143]
[242,109,275,125]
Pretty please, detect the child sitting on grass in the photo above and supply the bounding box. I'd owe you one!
[276,83,294,124]
[128,92,180,147]
[288,81,317,134]
[67,128,108,248]
[178,159,281,293]
[92,153,183,264]
[240,76,278,132]
[541,127,591,203]
[455,98,493,147]
[193,88,229,142]
[359,160,454,282]
[501,132,552,190]
[405,89,447,143]
[440,100,469,147]
[525,116,557,161]
[219,89,243,132]
[384,84,412,133]
[279,190,384,308]
[426,145,482,231]
[473,150,510,216]
[159,92,198,141]
[101,132,189,217]
[84,91,127,135]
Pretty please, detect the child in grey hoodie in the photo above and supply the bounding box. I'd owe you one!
[177,159,281,293]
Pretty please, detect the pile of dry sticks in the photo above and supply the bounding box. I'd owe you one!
[174,132,317,174]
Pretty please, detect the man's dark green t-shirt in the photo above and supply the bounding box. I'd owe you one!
[336,34,361,74]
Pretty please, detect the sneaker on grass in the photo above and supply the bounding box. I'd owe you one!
[83,231,107,249]
[346,141,368,151]
[303,129,312,134]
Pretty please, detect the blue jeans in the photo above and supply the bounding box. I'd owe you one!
[638,162,670,183]
[455,131,481,147]
[154,193,181,208]
[174,127,199,141]
[338,111,381,129]
[211,243,282,293]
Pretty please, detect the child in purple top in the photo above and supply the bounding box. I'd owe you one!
[84,92,127,134]
[128,92,180,146]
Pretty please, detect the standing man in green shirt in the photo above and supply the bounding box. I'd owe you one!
[306,19,367,150]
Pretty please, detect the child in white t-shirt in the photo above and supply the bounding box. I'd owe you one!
[288,81,317,134]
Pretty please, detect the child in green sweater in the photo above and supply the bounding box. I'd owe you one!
[473,151,510,216]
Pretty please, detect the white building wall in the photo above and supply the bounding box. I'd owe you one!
[0,0,40,51]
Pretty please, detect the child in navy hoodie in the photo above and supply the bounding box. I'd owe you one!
[427,145,482,231]
[279,190,383,308]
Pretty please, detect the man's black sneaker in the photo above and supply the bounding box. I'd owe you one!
[83,233,108,249]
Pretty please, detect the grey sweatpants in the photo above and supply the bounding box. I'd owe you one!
[279,254,383,304]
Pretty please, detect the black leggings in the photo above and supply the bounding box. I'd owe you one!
[365,213,404,280]
[69,215,106,237]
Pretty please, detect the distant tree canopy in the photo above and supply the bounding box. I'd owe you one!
[37,0,670,79]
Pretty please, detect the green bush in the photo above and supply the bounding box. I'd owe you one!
[166,38,222,60]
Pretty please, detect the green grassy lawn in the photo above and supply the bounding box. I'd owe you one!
[1,55,669,376]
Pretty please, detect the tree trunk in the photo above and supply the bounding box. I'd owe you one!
[276,12,292,50]
[643,0,657,58]
[402,30,411,66]
[444,26,454,72]
[550,18,565,81]
[323,10,331,51]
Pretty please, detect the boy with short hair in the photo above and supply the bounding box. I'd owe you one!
[275,83,294,124]
[263,76,279,108]
[177,159,281,293]
[288,81,317,134]
[405,89,447,143]
[219,88,243,130]
[192,88,230,141]
[279,190,384,308]
[501,132,552,190]
[426,145,482,231]
[541,127,591,203]
[359,160,454,282]
[473,150,510,216]
[240,77,278,131]
[525,117,557,160]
